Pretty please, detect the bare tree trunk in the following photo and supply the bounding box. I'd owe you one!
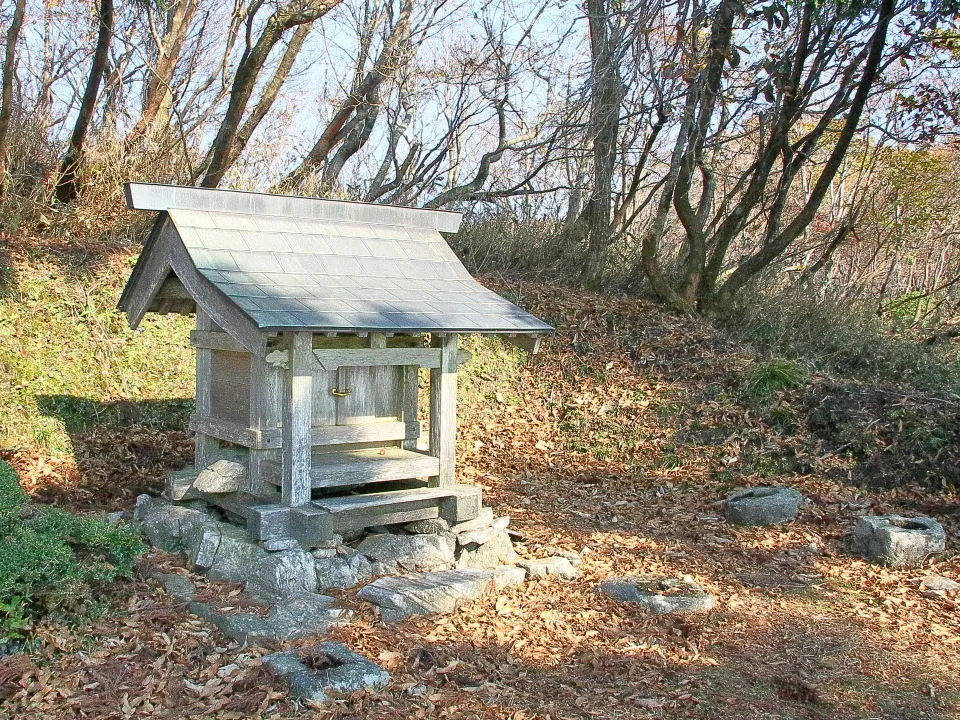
[581,0,623,288]
[54,0,114,204]
[201,0,341,188]
[0,0,26,194]
[284,0,413,191]
[125,0,198,147]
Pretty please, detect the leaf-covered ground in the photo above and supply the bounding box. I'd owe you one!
[0,231,958,719]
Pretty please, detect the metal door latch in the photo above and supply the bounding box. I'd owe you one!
[330,387,353,397]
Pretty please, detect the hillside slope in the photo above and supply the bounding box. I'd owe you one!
[0,227,958,719]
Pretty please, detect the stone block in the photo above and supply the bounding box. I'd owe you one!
[134,495,210,552]
[601,575,715,614]
[357,569,497,623]
[724,487,804,526]
[449,507,494,535]
[851,514,945,568]
[262,643,389,703]
[193,459,247,494]
[357,533,455,572]
[245,549,318,603]
[404,518,451,535]
[517,556,578,581]
[457,516,510,546]
[455,530,517,569]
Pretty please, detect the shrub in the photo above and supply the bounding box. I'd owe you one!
[745,359,807,398]
[727,287,960,391]
[0,459,145,642]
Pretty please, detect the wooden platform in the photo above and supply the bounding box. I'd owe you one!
[260,447,439,489]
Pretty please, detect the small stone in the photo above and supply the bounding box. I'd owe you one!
[601,575,715,614]
[357,533,455,572]
[193,460,247,494]
[154,572,197,602]
[313,548,338,559]
[217,664,239,678]
[407,683,429,697]
[357,569,497,623]
[557,550,583,566]
[246,549,318,603]
[404,518,451,535]
[918,576,960,593]
[107,511,130,526]
[724,487,804,526]
[517,556,578,581]
[456,517,510,547]
[449,507,494,535]
[262,643,389,703]
[185,521,225,569]
[492,565,527,590]
[313,534,344,550]
[851,515,946,568]
[455,531,517,570]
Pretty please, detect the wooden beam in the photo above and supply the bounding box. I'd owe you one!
[498,334,544,354]
[429,333,458,486]
[400,365,419,451]
[190,330,246,352]
[189,413,259,447]
[260,447,440,489]
[194,311,221,468]
[311,347,472,371]
[124,221,174,329]
[166,233,265,355]
[248,352,282,496]
[282,332,313,506]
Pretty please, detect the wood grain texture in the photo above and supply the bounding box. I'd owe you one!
[194,310,221,468]
[189,413,259,447]
[429,333,458,486]
[259,420,413,449]
[313,485,462,512]
[282,332,313,506]
[248,353,282,496]
[400,365,420,450]
[261,447,439,489]
[190,330,245,352]
[210,350,251,425]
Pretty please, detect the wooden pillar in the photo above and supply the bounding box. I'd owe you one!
[248,352,282,497]
[400,363,419,451]
[282,331,313,506]
[429,333,458,486]
[194,310,220,469]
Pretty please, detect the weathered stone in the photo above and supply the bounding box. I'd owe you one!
[193,460,247,494]
[601,576,715,614]
[724,487,804,526]
[449,507,494,535]
[185,520,225,569]
[357,533,455,572]
[357,569,497,623]
[246,549,318,603]
[262,643,389,703]
[198,593,349,645]
[557,550,583,566]
[262,538,300,552]
[315,556,360,590]
[154,572,197,602]
[107,510,131,526]
[517,556,578,581]
[456,517,510,547]
[313,548,337,559]
[208,525,268,583]
[492,565,527,590]
[455,530,517,570]
[404,518,451,535]
[851,515,946,568]
[134,495,210,552]
[918,576,960,593]
[337,546,374,584]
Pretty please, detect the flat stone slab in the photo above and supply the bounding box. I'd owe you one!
[724,486,804,526]
[851,515,945,568]
[517,556,578,580]
[455,530,517,569]
[601,576,715,614]
[193,592,350,645]
[357,569,498,623]
[263,642,389,703]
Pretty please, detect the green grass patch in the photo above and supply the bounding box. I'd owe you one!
[745,359,807,398]
[0,460,144,642]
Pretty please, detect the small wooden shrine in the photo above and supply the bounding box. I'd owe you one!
[118,183,551,548]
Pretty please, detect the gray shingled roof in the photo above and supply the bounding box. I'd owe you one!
[125,184,552,335]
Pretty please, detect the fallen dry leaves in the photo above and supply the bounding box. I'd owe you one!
[1,279,959,719]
